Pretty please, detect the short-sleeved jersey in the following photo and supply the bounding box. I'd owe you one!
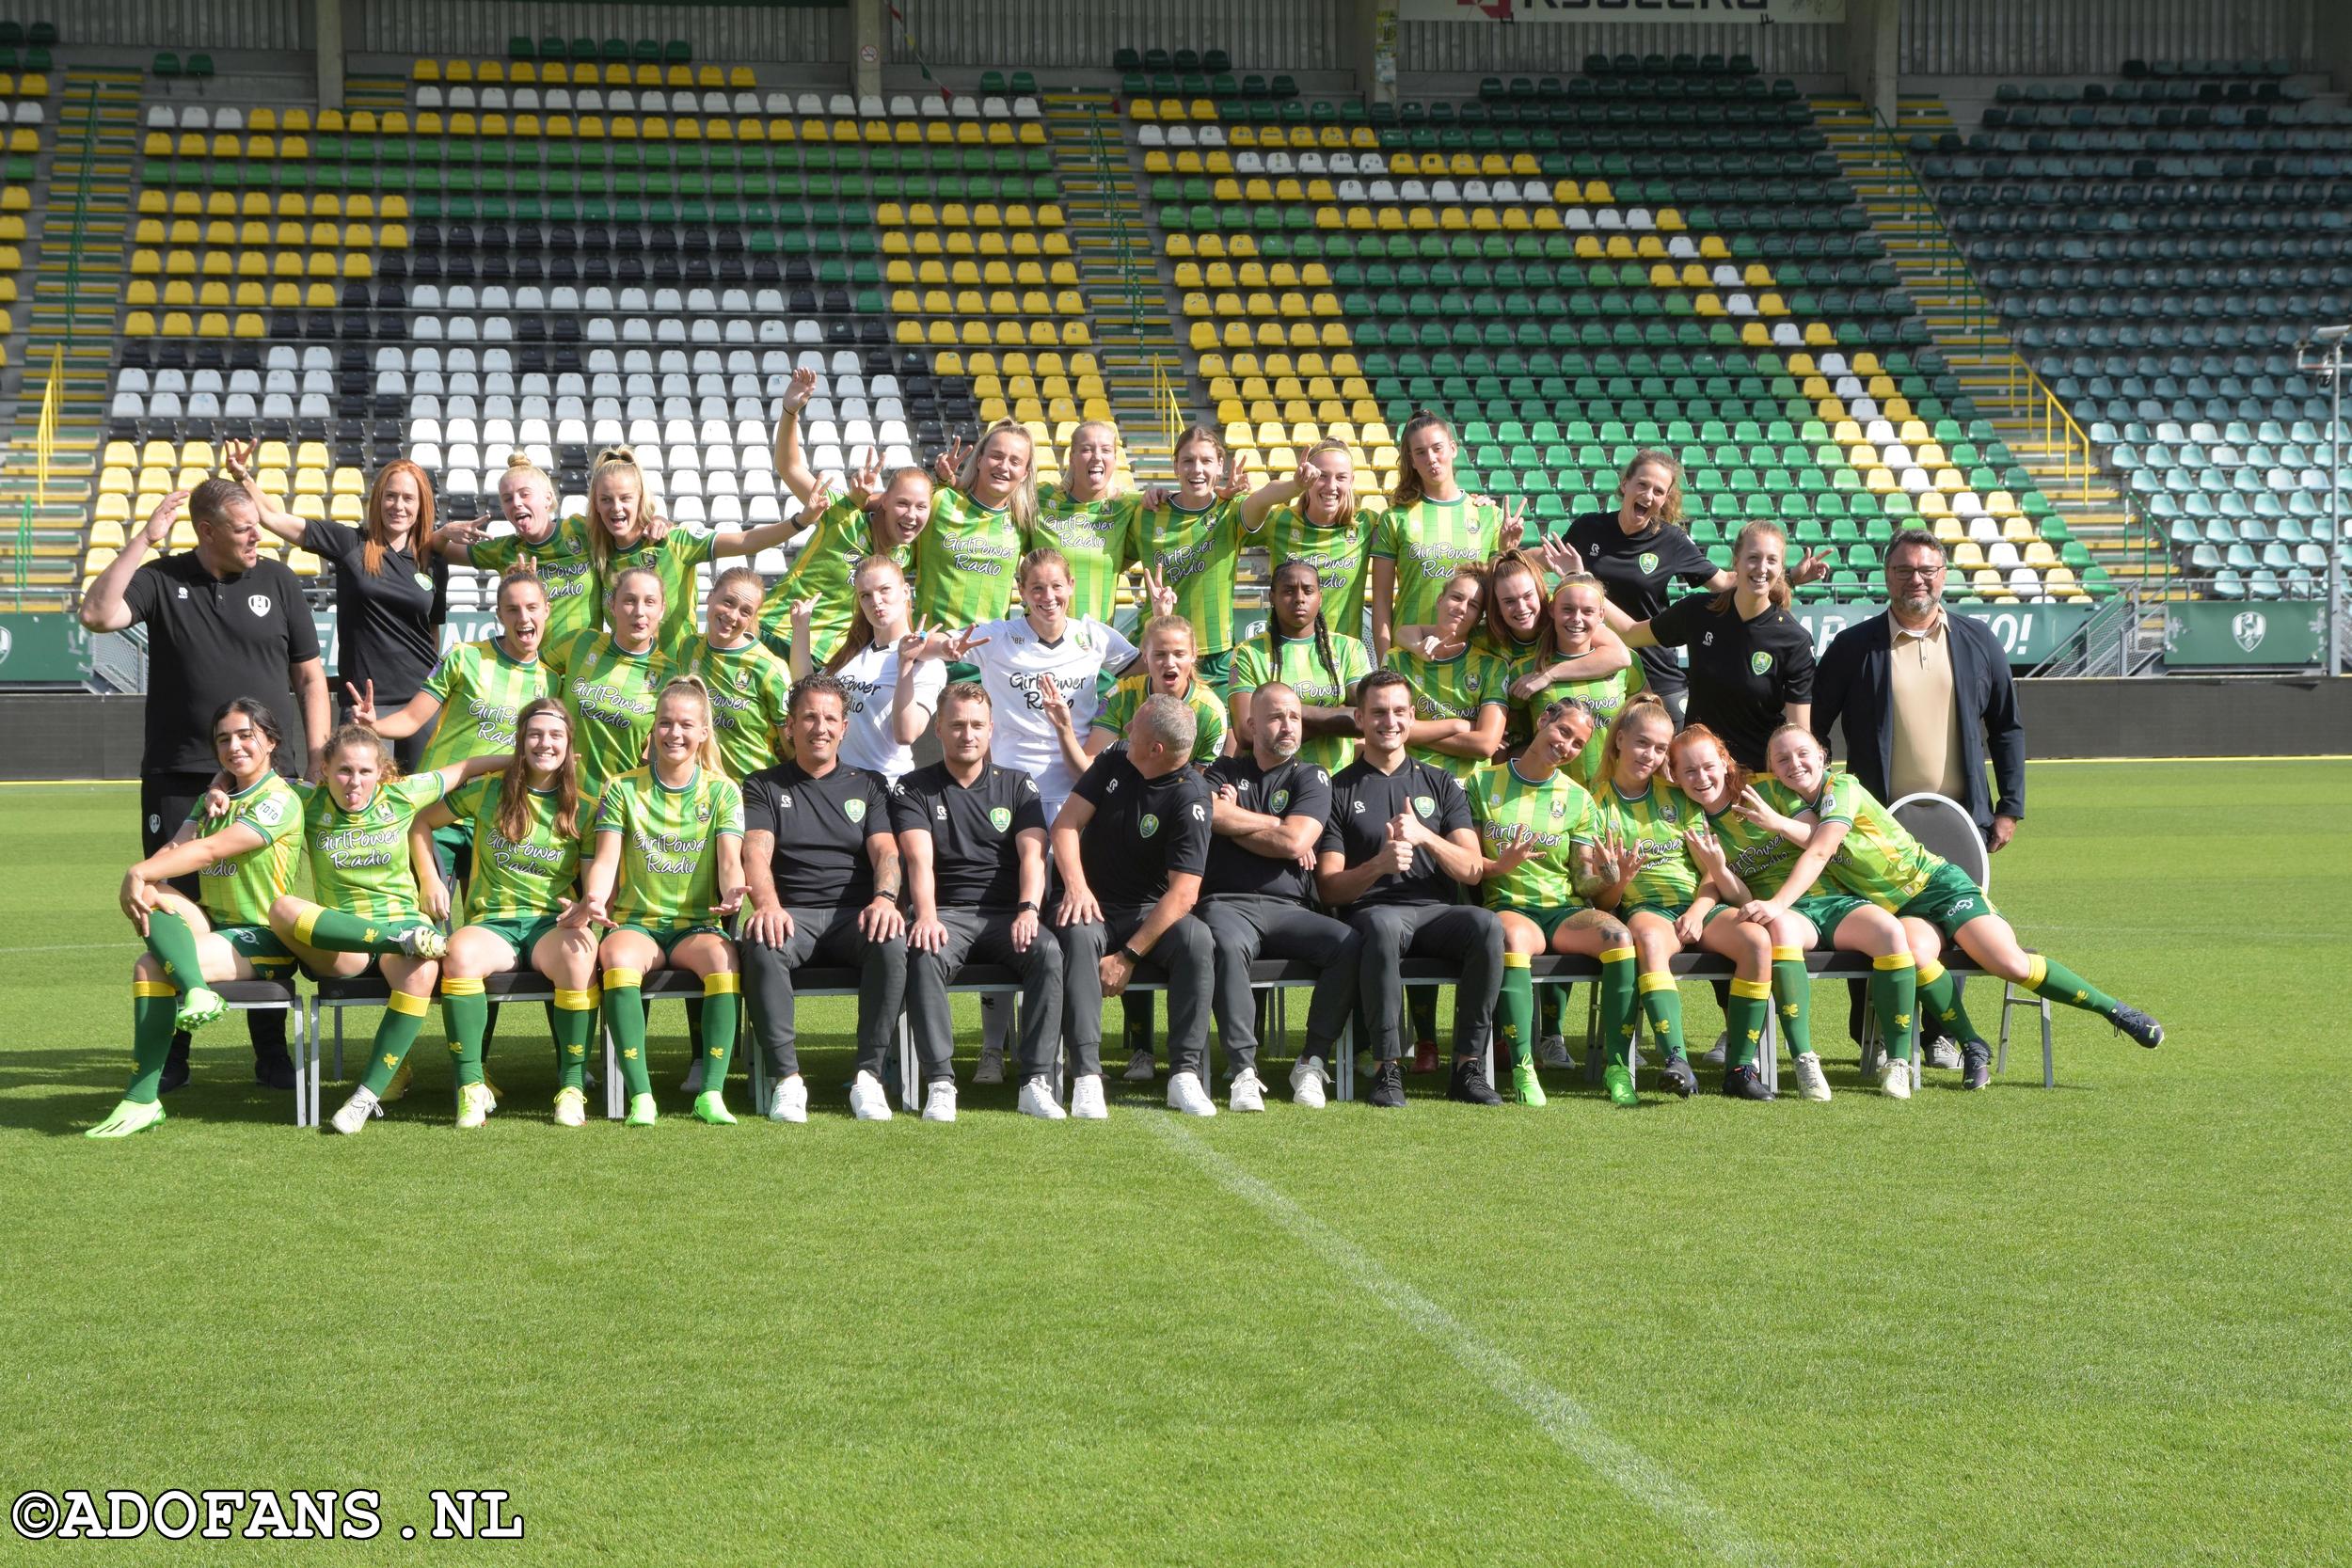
[1471,761,1599,912]
[743,758,894,909]
[1200,752,1332,902]
[1383,642,1511,776]
[1132,497,1247,657]
[1227,628,1375,774]
[1069,750,1215,912]
[1370,494,1506,639]
[1317,754,1477,910]
[913,486,1022,628]
[968,614,1136,813]
[1029,484,1139,626]
[449,776,588,923]
[470,516,600,654]
[190,772,305,928]
[1556,510,1716,695]
[832,641,950,782]
[683,637,793,782]
[1261,505,1375,641]
[417,638,554,773]
[1701,788,1804,902]
[1093,671,1228,764]
[599,524,720,657]
[302,515,445,703]
[548,629,675,794]
[594,765,744,927]
[756,496,886,666]
[297,772,448,922]
[1773,770,1943,911]
[1594,775,1701,909]
[1477,627,1547,753]
[1647,594,1818,771]
[889,759,1049,911]
[1519,661,1645,790]
[122,552,320,775]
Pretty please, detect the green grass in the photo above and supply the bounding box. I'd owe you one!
[4,762,2349,1566]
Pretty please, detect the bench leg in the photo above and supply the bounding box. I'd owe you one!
[1583,984,1603,1086]
[291,1001,313,1129]
[747,1003,768,1115]
[898,1011,919,1113]
[1334,1011,1354,1103]
[603,1024,624,1121]
[332,1004,344,1082]
[1758,1007,1778,1096]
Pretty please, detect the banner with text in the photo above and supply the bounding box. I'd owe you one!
[1402,0,1847,25]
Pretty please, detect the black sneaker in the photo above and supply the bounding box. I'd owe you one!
[1719,1064,1774,1101]
[254,1049,297,1092]
[2110,1004,2164,1050]
[1660,1053,1697,1099]
[1369,1060,1406,1108]
[1446,1055,1502,1106]
[1960,1040,1992,1090]
[158,1032,192,1094]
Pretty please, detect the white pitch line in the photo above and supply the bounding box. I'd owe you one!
[1150,1118,1782,1567]
[0,942,135,955]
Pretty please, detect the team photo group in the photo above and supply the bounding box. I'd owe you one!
[75,372,2164,1138]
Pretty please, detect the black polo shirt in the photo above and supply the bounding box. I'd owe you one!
[1649,593,1818,770]
[1200,752,1331,902]
[1318,754,1475,910]
[1555,509,1715,692]
[1069,750,1213,913]
[743,757,894,908]
[303,517,446,704]
[122,550,321,774]
[889,759,1048,911]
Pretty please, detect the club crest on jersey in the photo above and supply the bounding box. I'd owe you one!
[1412,795,1436,818]
[1140,812,1161,838]
[696,802,710,821]
[246,594,271,617]
[1749,652,1772,675]
[412,571,434,591]
[1270,789,1290,814]
[989,806,1012,831]
[1638,551,1660,575]
[843,799,866,824]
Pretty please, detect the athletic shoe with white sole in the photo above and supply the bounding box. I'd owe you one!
[1070,1073,1109,1120]
[1167,1070,1217,1117]
[1368,1060,1406,1108]
[1121,1049,1155,1082]
[1018,1076,1067,1119]
[1959,1040,1992,1091]
[767,1073,809,1123]
[1878,1055,1914,1100]
[625,1092,658,1127]
[1720,1064,1774,1101]
[680,1059,707,1094]
[552,1086,588,1127]
[1535,1034,1573,1069]
[328,1085,379,1135]
[86,1099,168,1139]
[850,1070,894,1121]
[1699,1032,1728,1068]
[1792,1052,1834,1102]
[174,986,226,1032]
[1288,1056,1329,1109]
[398,925,448,961]
[1925,1038,1963,1071]
[2110,1004,2164,1050]
[1229,1069,1266,1113]
[454,1082,495,1130]
[1659,1053,1697,1099]
[972,1045,1006,1085]
[378,1059,415,1102]
[922,1081,958,1123]
[691,1089,737,1125]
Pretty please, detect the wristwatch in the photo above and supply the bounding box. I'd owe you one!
[1118,944,1144,965]
[1016,899,1038,912]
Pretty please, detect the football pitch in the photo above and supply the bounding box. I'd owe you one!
[4,761,2346,1566]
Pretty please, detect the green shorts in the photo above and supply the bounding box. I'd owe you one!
[1893,862,1996,939]
[1622,899,1731,927]
[1194,648,1233,690]
[1493,903,1591,942]
[944,660,980,686]
[613,921,723,959]
[215,923,295,970]
[1789,892,1874,937]
[429,820,475,884]
[467,914,564,955]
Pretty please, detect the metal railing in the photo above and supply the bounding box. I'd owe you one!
[59,81,100,347]
[2004,354,2099,503]
[1081,105,1150,335]
[1861,108,1996,351]
[1150,356,1184,453]
[2028,583,2158,677]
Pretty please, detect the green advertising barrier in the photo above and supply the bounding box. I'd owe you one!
[0,613,96,683]
[2162,601,2328,668]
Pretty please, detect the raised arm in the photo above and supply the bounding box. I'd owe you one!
[1240,458,1308,531]
[220,439,310,549]
[345,677,444,741]
[79,490,185,632]
[1597,598,1661,650]
[771,367,825,506]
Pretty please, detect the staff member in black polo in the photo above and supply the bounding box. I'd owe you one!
[1598,517,1815,771]
[1199,681,1361,1113]
[1053,693,1218,1122]
[740,673,909,1125]
[1316,669,1503,1110]
[226,443,447,771]
[893,681,1065,1122]
[1549,450,1824,724]
[78,480,329,1090]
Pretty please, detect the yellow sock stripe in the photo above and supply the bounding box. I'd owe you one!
[1598,946,1635,966]
[702,972,740,996]
[603,968,644,991]
[289,900,326,946]
[2024,954,2047,990]
[1730,977,1772,1000]
[1502,950,1532,971]
[1915,957,1946,986]
[554,988,598,1011]
[1873,952,1915,972]
[440,976,486,996]
[1636,972,1675,994]
[1770,945,1803,964]
[133,979,177,998]
[386,990,430,1018]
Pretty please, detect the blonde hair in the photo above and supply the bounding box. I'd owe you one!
[586,446,658,578]
[1598,690,1675,782]
[957,420,1039,533]
[501,450,556,500]
[1299,437,1358,530]
[649,675,726,774]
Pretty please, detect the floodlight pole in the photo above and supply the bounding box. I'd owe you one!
[2296,327,2347,676]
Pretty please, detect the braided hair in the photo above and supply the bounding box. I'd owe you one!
[1263,558,1343,701]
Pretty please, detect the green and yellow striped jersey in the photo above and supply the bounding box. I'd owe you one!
[1226,628,1374,773]
[1702,790,1804,900]
[756,496,892,666]
[1470,761,1599,912]
[449,776,588,924]
[683,636,794,781]
[1369,494,1506,639]
[594,765,744,927]
[1131,497,1247,657]
[297,772,447,922]
[416,638,553,773]
[1030,484,1140,626]
[191,772,305,928]
[599,524,719,657]
[548,629,675,796]
[470,515,599,653]
[913,486,1022,628]
[1594,774,1702,910]
[1260,504,1375,642]
[1768,771,1941,911]
[1094,671,1229,763]
[1383,641,1511,778]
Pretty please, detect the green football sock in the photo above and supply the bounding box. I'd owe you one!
[1917,957,1982,1043]
[2025,954,2121,1020]
[441,977,489,1088]
[1724,976,1772,1069]
[289,900,407,956]
[603,967,652,1098]
[553,987,597,1092]
[1638,971,1687,1060]
[127,981,179,1103]
[698,973,741,1085]
[1770,945,1813,1061]
[141,910,206,995]
[1541,985,1569,1042]
[1870,952,1918,1061]
[1597,945,1639,1069]
[1497,952,1534,1069]
[358,990,432,1095]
